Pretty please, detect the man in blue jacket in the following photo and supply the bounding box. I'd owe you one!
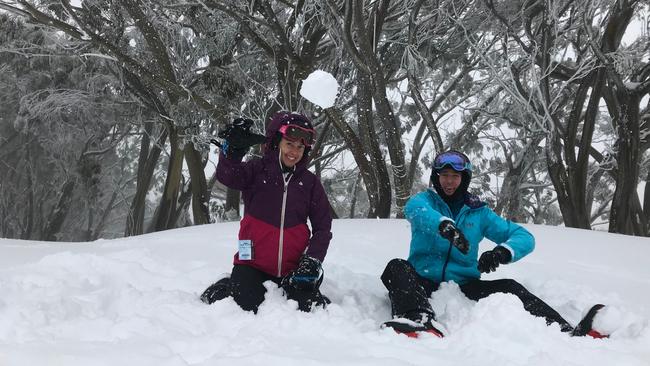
[381,150,606,338]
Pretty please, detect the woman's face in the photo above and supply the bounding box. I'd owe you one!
[279,137,305,168]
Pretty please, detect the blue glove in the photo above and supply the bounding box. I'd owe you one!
[282,255,323,291]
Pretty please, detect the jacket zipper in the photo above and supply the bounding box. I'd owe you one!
[440,205,468,282]
[277,173,291,277]
[441,242,453,282]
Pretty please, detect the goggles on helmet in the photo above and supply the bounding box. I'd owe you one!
[278,124,316,146]
[433,151,472,172]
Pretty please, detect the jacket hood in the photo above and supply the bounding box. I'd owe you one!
[264,111,314,170]
[430,150,472,201]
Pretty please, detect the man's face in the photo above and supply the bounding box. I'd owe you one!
[438,168,462,196]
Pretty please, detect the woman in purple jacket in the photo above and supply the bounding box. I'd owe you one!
[201,111,333,313]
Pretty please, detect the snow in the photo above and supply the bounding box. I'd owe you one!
[299,70,339,109]
[1,220,649,366]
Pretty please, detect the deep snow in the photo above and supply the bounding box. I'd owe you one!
[1,219,649,366]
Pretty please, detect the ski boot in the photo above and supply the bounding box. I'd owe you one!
[382,311,445,338]
[572,304,609,339]
[200,277,231,304]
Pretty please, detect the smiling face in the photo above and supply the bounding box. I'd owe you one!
[438,168,462,196]
[279,137,305,168]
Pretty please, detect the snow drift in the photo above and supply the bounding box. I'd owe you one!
[1,220,649,366]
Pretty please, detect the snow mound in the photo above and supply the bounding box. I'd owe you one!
[1,219,649,365]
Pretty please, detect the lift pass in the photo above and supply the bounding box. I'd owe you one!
[238,240,253,260]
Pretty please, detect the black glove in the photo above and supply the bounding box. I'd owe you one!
[477,246,512,273]
[281,255,323,292]
[216,118,266,158]
[438,220,469,254]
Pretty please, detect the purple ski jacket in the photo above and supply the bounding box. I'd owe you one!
[216,115,333,278]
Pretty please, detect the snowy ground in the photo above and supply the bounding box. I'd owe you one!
[1,219,649,366]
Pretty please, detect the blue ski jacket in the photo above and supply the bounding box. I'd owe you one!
[405,189,535,285]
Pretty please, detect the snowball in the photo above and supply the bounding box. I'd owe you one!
[299,70,339,109]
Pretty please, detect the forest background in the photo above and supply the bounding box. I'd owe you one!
[0,0,649,242]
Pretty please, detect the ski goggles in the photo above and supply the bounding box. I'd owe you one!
[278,124,316,146]
[433,151,472,172]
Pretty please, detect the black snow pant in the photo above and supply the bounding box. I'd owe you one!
[229,264,329,313]
[381,258,573,332]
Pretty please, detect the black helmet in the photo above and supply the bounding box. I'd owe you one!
[430,150,472,199]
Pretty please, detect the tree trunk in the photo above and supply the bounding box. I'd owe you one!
[609,90,641,235]
[494,148,536,222]
[565,69,606,229]
[184,144,210,225]
[91,189,119,241]
[125,124,167,236]
[355,72,392,218]
[22,150,35,240]
[407,121,430,194]
[546,131,589,228]
[172,183,193,227]
[324,108,384,217]
[42,180,75,241]
[152,128,184,231]
[329,201,339,219]
[349,172,362,218]
[538,7,592,229]
[355,5,408,216]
